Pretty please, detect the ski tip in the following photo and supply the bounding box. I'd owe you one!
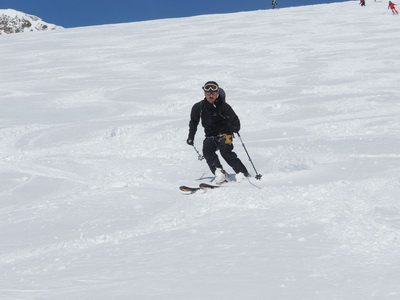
[199,183,220,189]
[179,186,192,192]
[179,186,201,193]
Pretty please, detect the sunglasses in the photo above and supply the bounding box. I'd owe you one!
[203,84,219,92]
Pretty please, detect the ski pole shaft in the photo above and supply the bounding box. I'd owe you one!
[237,133,262,180]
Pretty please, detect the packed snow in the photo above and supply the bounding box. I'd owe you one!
[1,1,400,299]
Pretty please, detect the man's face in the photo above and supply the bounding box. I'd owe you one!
[203,83,219,104]
[205,91,219,104]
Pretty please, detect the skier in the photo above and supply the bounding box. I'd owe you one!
[272,0,278,9]
[186,81,250,184]
[388,1,399,14]
[360,0,366,6]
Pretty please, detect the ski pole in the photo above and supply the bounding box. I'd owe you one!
[236,132,262,180]
[192,145,204,161]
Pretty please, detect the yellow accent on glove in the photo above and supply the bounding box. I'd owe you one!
[223,134,233,145]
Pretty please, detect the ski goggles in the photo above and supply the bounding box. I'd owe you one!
[202,84,219,92]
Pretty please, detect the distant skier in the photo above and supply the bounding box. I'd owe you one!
[272,0,278,9]
[388,1,399,14]
[360,0,366,6]
[186,81,250,184]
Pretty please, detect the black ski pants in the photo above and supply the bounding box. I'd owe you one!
[203,135,248,175]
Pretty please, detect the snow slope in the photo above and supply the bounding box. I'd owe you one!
[1,1,400,299]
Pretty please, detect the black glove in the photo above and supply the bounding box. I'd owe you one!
[186,138,194,146]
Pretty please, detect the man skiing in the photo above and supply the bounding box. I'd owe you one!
[187,81,250,184]
[272,0,278,9]
[360,0,366,6]
[388,1,399,14]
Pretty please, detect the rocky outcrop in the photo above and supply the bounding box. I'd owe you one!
[0,9,63,34]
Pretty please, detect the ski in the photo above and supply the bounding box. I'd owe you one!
[199,183,220,189]
[179,183,221,193]
[179,185,201,193]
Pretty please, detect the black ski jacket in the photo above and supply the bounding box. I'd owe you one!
[188,90,240,140]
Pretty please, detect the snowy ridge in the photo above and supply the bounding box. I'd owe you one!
[0,9,62,34]
[1,1,400,299]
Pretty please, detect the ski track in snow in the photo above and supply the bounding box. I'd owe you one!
[1,2,400,299]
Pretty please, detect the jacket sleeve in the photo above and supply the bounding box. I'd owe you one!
[188,102,201,140]
[221,103,240,133]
